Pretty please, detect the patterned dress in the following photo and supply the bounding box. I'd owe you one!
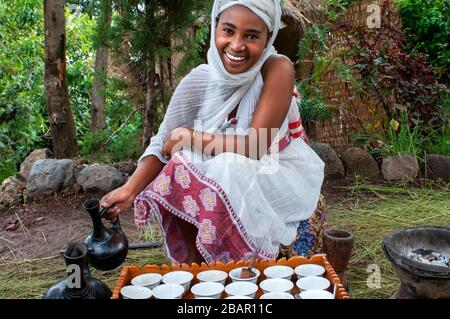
[134,89,325,264]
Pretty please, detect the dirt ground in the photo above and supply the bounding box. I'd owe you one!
[0,179,355,264]
[0,191,139,264]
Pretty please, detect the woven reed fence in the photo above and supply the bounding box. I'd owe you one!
[309,0,402,153]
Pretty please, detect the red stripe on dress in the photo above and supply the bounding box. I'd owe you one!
[289,121,302,129]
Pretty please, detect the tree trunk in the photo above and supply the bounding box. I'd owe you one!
[142,61,156,150]
[91,0,112,132]
[44,0,78,158]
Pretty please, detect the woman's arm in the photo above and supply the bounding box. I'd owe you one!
[164,55,295,160]
[100,155,165,219]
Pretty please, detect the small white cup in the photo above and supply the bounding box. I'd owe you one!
[162,271,194,294]
[260,292,294,299]
[131,273,162,290]
[294,264,326,278]
[197,270,228,285]
[152,283,185,299]
[298,289,335,299]
[259,278,294,294]
[191,282,225,299]
[229,267,260,284]
[120,285,153,299]
[296,276,331,292]
[225,282,259,299]
[263,265,294,280]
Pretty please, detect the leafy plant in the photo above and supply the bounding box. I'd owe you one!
[396,0,449,83]
[295,81,333,124]
[0,0,95,183]
[341,23,448,131]
[422,121,450,156]
[382,117,424,157]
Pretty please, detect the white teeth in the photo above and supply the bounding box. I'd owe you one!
[225,52,246,62]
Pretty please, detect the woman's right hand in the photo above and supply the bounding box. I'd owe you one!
[100,184,136,221]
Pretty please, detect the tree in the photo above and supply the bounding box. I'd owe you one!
[91,0,112,132]
[44,0,78,158]
[110,0,211,149]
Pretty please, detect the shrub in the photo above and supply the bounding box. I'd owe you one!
[396,0,449,83]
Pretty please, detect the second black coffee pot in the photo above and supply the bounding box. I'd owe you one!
[83,199,128,271]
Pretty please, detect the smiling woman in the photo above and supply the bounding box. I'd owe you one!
[100,0,325,266]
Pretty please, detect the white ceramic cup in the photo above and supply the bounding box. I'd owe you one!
[197,270,228,285]
[162,271,194,294]
[260,292,295,299]
[152,283,185,299]
[191,282,225,299]
[294,264,326,278]
[263,265,294,280]
[131,273,162,290]
[259,278,294,294]
[229,267,260,284]
[225,281,259,299]
[120,285,153,299]
[296,276,331,292]
[298,289,335,299]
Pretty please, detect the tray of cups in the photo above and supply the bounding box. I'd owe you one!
[112,254,349,299]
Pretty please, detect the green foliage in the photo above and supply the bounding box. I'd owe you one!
[342,24,448,131]
[175,23,210,78]
[383,117,424,157]
[79,130,110,162]
[295,81,333,124]
[0,0,48,181]
[296,23,349,125]
[0,0,95,182]
[422,121,450,156]
[66,10,95,143]
[396,0,449,83]
[110,123,143,162]
[325,0,355,20]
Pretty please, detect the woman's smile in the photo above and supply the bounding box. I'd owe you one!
[223,51,249,69]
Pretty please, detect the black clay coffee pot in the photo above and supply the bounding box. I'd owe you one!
[43,242,112,299]
[83,198,128,271]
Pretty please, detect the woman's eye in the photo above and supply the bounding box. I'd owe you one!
[223,28,233,34]
[247,34,258,40]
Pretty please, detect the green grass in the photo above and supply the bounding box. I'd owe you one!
[327,181,450,298]
[0,181,449,298]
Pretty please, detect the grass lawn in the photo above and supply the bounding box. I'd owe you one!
[0,180,448,299]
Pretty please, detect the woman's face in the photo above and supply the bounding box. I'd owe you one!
[215,5,270,74]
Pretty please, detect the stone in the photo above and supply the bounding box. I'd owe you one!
[0,176,26,206]
[19,148,53,180]
[310,143,345,180]
[73,182,83,194]
[113,161,137,178]
[76,164,125,192]
[381,154,419,181]
[341,147,379,178]
[26,159,75,199]
[426,154,450,180]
